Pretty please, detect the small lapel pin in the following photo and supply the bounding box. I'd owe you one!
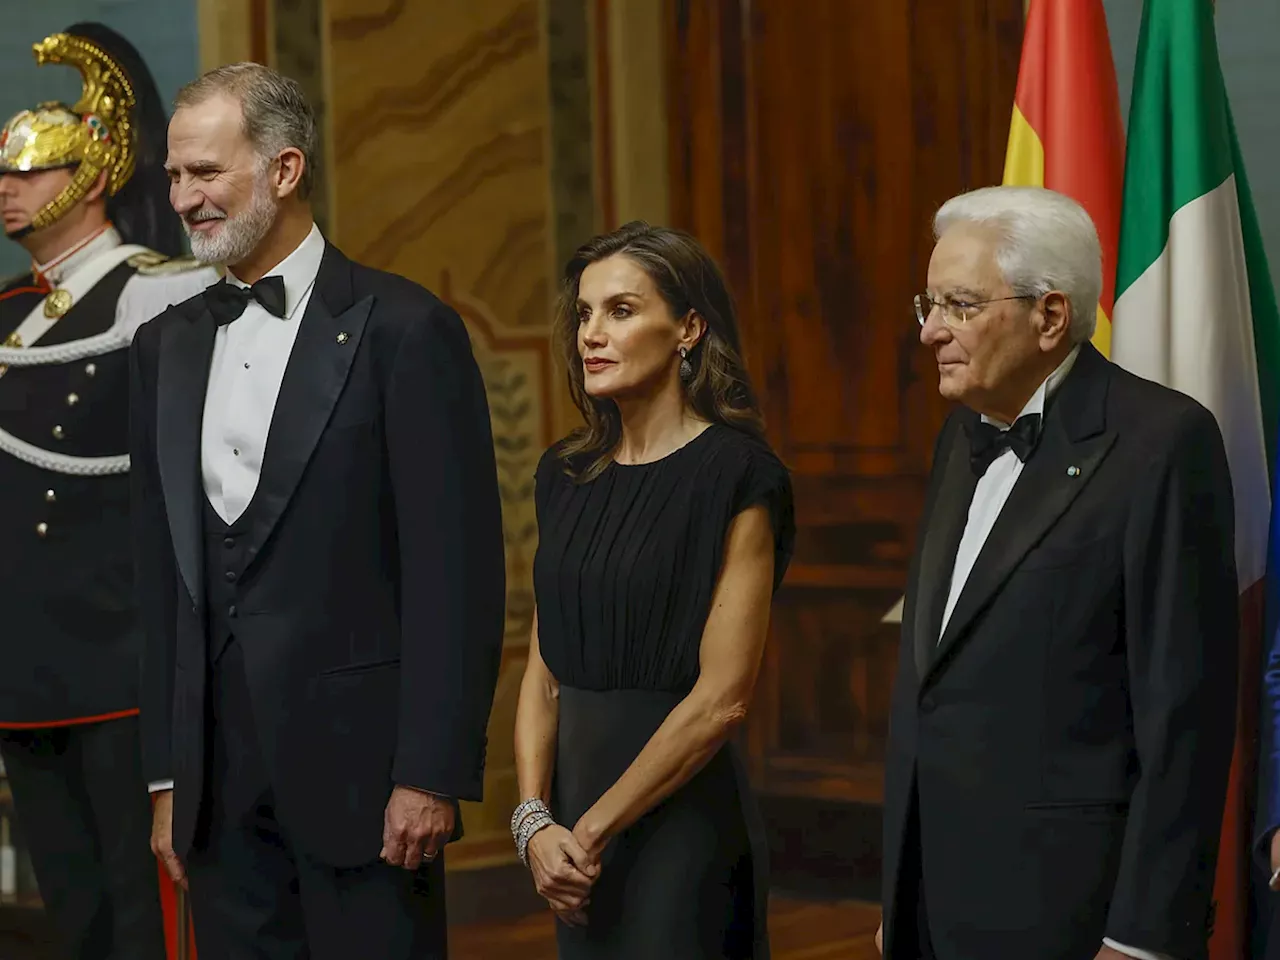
[1067,465,1080,477]
[336,332,349,344]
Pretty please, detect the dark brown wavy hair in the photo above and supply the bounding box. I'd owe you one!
[554,221,766,481]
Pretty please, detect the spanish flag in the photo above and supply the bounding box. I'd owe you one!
[1002,0,1124,357]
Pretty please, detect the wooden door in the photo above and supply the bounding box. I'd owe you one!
[666,0,1023,888]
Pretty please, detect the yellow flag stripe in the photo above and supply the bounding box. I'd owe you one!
[1003,104,1110,357]
[1003,105,1045,186]
[1093,305,1111,358]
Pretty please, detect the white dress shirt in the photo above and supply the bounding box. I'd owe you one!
[938,343,1171,960]
[939,345,1079,635]
[147,223,323,795]
[201,222,325,524]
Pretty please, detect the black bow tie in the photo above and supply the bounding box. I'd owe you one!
[204,276,287,326]
[968,413,1042,477]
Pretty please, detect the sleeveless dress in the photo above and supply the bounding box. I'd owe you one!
[533,424,795,959]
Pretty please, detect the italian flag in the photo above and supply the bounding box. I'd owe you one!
[1002,0,1124,358]
[1110,1,1280,958]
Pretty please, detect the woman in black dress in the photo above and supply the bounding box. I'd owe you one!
[511,222,794,959]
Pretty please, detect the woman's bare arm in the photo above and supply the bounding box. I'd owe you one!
[515,612,559,804]
[570,504,776,858]
[514,611,596,922]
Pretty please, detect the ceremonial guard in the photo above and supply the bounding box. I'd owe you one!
[0,24,216,958]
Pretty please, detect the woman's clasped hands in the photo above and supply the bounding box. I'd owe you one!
[527,821,600,927]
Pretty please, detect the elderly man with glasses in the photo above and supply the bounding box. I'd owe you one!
[876,185,1238,960]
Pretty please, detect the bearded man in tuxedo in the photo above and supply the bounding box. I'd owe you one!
[130,62,505,958]
[876,186,1238,960]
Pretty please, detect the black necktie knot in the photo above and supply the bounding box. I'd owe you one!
[968,413,1042,477]
[204,275,287,326]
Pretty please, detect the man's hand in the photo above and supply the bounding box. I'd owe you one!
[150,790,186,889]
[875,921,882,955]
[381,786,455,869]
[1269,829,1280,889]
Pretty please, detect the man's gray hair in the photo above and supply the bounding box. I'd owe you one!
[174,63,318,199]
[933,186,1103,344]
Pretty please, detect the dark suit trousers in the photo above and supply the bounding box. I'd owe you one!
[891,792,938,960]
[187,637,447,960]
[0,716,166,960]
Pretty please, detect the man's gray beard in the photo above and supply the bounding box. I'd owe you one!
[186,176,278,267]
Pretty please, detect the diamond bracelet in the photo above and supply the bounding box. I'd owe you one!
[516,812,554,866]
[510,797,550,835]
[511,798,556,866]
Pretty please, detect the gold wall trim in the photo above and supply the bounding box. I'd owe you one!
[543,0,599,279]
[598,0,668,227]
[197,0,258,71]
[273,0,334,237]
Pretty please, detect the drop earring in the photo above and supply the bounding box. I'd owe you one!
[678,346,694,383]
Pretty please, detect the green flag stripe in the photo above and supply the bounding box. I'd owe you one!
[1228,102,1280,475]
[1114,0,1236,299]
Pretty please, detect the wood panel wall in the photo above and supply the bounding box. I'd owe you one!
[666,0,1024,881]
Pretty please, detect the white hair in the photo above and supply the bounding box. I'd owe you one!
[933,186,1103,344]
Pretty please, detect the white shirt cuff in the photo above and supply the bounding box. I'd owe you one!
[148,780,174,793]
[1103,937,1177,960]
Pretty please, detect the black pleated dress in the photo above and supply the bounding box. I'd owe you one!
[532,423,795,960]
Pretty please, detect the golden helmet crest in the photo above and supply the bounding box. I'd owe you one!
[0,31,138,232]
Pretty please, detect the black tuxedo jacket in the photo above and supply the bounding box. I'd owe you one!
[128,242,505,867]
[881,344,1239,960]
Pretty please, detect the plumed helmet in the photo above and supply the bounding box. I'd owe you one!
[0,23,183,255]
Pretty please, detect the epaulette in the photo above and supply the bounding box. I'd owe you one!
[127,250,212,277]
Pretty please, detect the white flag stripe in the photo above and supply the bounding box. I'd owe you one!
[1112,174,1269,586]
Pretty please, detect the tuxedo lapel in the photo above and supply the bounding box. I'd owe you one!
[156,303,216,606]
[911,416,979,681]
[923,345,1118,688]
[242,245,373,565]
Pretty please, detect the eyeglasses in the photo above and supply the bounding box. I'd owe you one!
[914,293,1036,329]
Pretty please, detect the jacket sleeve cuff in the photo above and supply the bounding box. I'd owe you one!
[1102,937,1177,960]
[147,779,174,793]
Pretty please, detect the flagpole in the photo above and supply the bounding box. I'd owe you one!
[175,884,189,960]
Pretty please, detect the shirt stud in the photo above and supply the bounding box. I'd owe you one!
[66,392,80,406]
[36,522,48,538]
[84,362,96,377]
[1067,465,1080,477]
[52,424,65,440]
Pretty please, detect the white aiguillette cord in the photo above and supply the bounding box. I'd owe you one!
[0,240,154,475]
[0,325,131,367]
[0,326,134,477]
[0,425,128,475]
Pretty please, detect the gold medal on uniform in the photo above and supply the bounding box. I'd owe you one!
[43,288,73,319]
[0,331,19,378]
